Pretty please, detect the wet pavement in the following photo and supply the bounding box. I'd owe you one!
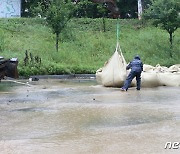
[0,79,180,154]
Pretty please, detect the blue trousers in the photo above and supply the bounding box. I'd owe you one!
[122,71,141,90]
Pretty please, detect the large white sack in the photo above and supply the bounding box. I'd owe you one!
[141,72,161,87]
[154,64,169,73]
[143,64,155,72]
[96,43,127,87]
[168,64,180,73]
[96,67,103,84]
[158,72,180,87]
[131,72,161,87]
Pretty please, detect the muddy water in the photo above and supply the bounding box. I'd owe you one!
[0,79,180,154]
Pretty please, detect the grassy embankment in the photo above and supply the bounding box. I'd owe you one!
[0,18,179,77]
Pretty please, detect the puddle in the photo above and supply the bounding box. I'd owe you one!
[0,79,180,154]
[0,81,19,92]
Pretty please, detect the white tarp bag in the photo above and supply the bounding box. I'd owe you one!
[143,64,155,72]
[96,42,127,87]
[168,64,180,73]
[158,72,180,87]
[141,72,161,87]
[131,72,161,87]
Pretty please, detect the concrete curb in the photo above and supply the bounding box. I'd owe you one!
[29,74,96,79]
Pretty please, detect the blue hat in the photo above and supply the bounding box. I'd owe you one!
[134,55,140,60]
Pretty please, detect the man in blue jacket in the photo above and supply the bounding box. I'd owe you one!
[121,55,143,91]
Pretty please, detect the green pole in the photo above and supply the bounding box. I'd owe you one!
[116,18,120,43]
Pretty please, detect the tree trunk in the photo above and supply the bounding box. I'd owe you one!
[169,32,173,57]
[169,32,173,47]
[102,15,106,32]
[56,33,59,52]
[138,0,143,20]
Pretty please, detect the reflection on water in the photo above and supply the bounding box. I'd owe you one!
[0,81,19,91]
[0,79,180,154]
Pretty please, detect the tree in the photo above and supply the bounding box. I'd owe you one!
[144,0,180,56]
[138,0,152,20]
[97,4,107,32]
[138,0,143,20]
[21,0,50,17]
[74,0,98,18]
[46,0,75,52]
[116,0,137,18]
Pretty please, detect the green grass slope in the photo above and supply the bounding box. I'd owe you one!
[0,18,179,76]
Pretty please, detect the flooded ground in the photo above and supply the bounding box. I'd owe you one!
[0,79,180,154]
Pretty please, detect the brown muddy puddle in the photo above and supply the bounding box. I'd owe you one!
[0,79,180,154]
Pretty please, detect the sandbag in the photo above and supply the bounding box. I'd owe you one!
[141,72,161,87]
[158,72,180,87]
[131,72,161,87]
[96,67,103,84]
[153,64,168,73]
[96,43,127,87]
[143,64,155,72]
[168,65,180,73]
